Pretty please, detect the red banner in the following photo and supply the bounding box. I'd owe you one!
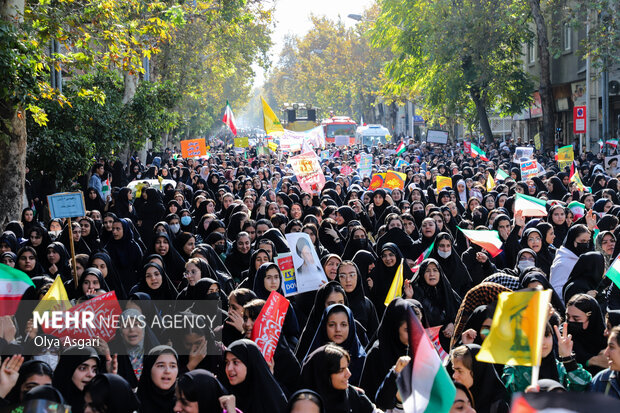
[464,141,471,155]
[42,291,122,342]
[250,291,289,363]
[354,154,361,164]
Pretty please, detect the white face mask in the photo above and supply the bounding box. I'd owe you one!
[48,230,61,238]
[518,259,535,271]
[437,249,451,259]
[33,353,59,370]
[170,224,180,234]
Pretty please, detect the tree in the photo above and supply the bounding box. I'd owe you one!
[372,0,534,144]
[0,0,183,224]
[263,7,395,123]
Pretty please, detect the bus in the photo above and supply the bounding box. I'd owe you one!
[321,116,357,145]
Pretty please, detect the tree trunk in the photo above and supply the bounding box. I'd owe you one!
[121,72,139,164]
[529,0,555,153]
[471,88,494,144]
[0,105,27,226]
[0,0,27,225]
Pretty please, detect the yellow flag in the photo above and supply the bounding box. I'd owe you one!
[486,174,495,192]
[34,275,72,314]
[384,259,404,306]
[261,97,284,135]
[570,170,587,192]
[436,176,452,190]
[268,141,278,152]
[157,175,164,190]
[476,290,551,366]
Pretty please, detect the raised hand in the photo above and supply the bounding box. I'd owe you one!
[554,322,573,358]
[0,354,24,398]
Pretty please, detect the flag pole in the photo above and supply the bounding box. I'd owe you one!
[67,217,79,288]
[531,364,540,388]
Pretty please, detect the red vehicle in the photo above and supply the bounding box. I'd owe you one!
[321,116,357,145]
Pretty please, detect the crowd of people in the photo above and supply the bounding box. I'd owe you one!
[1,137,620,413]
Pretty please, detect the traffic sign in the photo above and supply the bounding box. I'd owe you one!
[573,105,586,134]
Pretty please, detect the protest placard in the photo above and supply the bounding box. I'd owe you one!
[250,291,289,363]
[180,138,207,158]
[277,253,298,296]
[289,152,326,194]
[47,192,86,219]
[358,154,373,178]
[285,232,327,294]
[520,160,539,180]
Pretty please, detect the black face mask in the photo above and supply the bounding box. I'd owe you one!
[574,242,590,255]
[215,244,226,254]
[567,320,585,335]
[206,292,220,301]
[413,210,425,221]
[351,239,367,249]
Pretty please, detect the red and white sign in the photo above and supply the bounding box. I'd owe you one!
[289,152,326,195]
[463,141,471,155]
[42,291,122,342]
[573,105,586,134]
[250,291,289,363]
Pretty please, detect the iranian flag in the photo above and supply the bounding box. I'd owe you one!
[397,306,456,413]
[412,241,435,273]
[222,101,237,136]
[471,143,489,161]
[0,264,35,316]
[457,227,503,257]
[396,141,407,156]
[568,201,585,220]
[101,178,111,200]
[606,139,618,148]
[496,169,509,181]
[515,193,548,217]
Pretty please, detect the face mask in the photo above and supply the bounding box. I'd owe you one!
[94,220,102,226]
[170,224,180,234]
[206,292,220,301]
[136,174,142,179]
[480,327,490,338]
[574,242,590,255]
[181,216,192,226]
[33,353,59,370]
[567,321,585,335]
[48,230,61,238]
[437,249,451,259]
[413,210,425,221]
[518,259,535,271]
[352,239,366,249]
[215,244,226,254]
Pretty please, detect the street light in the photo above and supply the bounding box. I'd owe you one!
[347,14,363,21]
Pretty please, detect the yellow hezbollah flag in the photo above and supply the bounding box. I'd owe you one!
[268,141,278,152]
[383,171,407,190]
[570,170,587,192]
[436,176,452,190]
[34,275,72,314]
[476,290,551,366]
[261,97,284,135]
[486,174,495,192]
[384,259,404,306]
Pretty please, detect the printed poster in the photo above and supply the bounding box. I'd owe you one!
[285,232,327,294]
[250,291,289,363]
[289,151,326,194]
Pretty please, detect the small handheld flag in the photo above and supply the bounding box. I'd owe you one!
[222,101,237,136]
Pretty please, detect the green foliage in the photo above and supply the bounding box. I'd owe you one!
[0,22,44,120]
[372,0,535,134]
[26,71,180,188]
[264,6,397,121]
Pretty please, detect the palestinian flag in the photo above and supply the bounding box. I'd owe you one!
[515,193,548,217]
[397,307,456,413]
[510,391,620,412]
[605,256,620,289]
[412,241,435,273]
[567,201,585,220]
[457,227,503,257]
[396,141,407,156]
[0,264,35,316]
[471,143,489,161]
[606,139,618,147]
[222,101,237,136]
[496,168,509,181]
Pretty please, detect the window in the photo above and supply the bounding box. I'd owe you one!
[564,25,572,51]
[528,44,536,63]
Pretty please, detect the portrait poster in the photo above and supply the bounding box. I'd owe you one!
[285,232,327,294]
[605,156,620,176]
